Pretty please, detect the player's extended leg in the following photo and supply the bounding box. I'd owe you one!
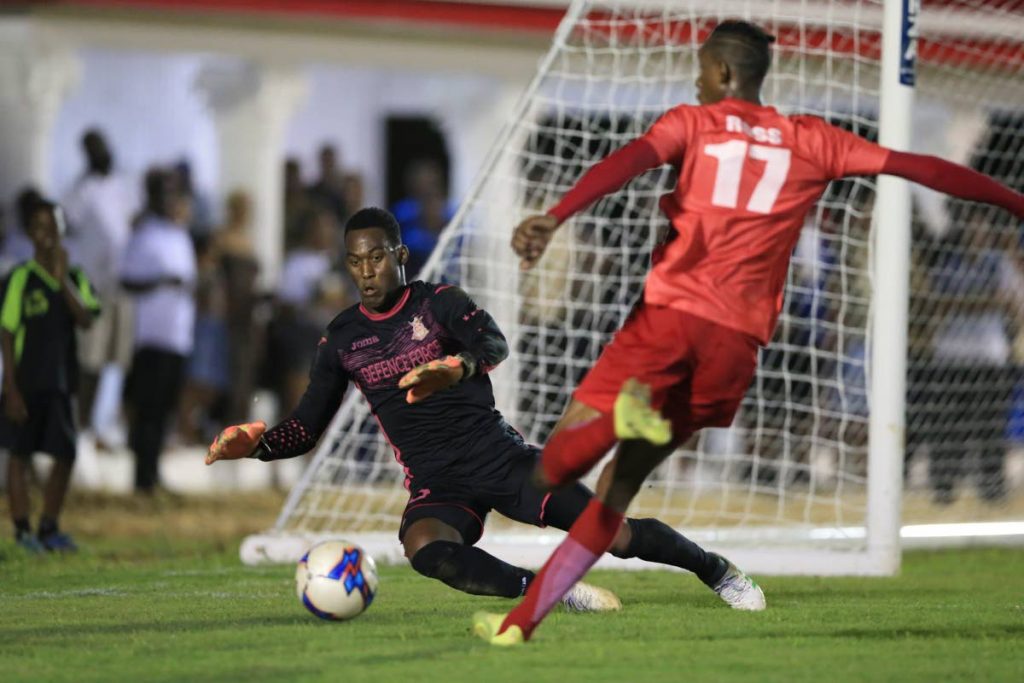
[404,516,619,610]
[403,517,533,598]
[476,438,671,645]
[536,459,728,589]
[535,379,672,490]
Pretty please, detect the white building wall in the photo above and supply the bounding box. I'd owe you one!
[48,49,219,205]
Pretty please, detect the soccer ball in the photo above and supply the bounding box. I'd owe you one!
[295,540,379,621]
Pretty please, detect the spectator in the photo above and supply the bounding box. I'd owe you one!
[0,198,100,552]
[173,160,215,246]
[211,191,262,424]
[307,144,348,227]
[62,129,136,449]
[178,198,229,445]
[120,169,197,495]
[269,207,352,416]
[909,206,1020,504]
[343,172,365,221]
[283,158,311,252]
[391,159,454,278]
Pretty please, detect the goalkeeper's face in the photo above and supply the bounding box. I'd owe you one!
[345,227,409,312]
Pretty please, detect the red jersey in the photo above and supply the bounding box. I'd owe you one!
[638,99,889,343]
[548,99,1024,344]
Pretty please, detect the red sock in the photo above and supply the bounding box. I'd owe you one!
[541,413,617,487]
[500,499,624,640]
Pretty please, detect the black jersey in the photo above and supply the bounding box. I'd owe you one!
[0,260,101,395]
[259,281,523,487]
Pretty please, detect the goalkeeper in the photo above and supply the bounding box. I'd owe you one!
[207,207,764,612]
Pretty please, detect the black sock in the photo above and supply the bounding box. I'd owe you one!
[37,517,58,538]
[614,518,728,586]
[410,541,535,598]
[13,518,31,538]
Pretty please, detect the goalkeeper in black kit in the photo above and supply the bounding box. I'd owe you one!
[207,207,763,611]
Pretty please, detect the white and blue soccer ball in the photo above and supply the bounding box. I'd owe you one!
[295,540,379,621]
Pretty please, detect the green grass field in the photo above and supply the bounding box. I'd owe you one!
[1,536,1022,683]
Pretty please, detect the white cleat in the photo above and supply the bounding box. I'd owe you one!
[561,581,622,612]
[712,558,766,611]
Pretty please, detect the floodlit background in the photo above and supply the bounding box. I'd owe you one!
[0,0,558,493]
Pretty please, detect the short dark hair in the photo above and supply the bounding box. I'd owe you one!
[15,187,43,228]
[29,198,59,218]
[24,197,63,234]
[345,207,403,245]
[706,20,776,88]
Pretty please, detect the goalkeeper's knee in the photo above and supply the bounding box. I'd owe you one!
[409,540,463,582]
[409,540,531,598]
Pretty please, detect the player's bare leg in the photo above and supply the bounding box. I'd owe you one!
[404,517,618,610]
[532,378,671,492]
[571,437,766,613]
[530,399,603,490]
[476,437,671,645]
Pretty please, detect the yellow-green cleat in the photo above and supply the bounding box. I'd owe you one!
[472,611,525,647]
[613,378,672,446]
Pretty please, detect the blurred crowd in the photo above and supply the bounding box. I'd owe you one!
[0,128,452,495]
[514,113,1024,507]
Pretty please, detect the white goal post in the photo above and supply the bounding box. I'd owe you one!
[244,0,1024,574]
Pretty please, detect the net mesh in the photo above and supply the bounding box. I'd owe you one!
[273,0,1024,553]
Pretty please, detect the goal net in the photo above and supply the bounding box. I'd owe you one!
[244,0,1024,574]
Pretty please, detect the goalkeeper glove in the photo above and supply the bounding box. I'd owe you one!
[206,421,267,465]
[398,355,471,404]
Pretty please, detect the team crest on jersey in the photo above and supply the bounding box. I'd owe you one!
[25,289,49,318]
[409,315,429,341]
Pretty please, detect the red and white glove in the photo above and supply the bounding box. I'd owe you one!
[398,356,467,404]
[205,421,267,465]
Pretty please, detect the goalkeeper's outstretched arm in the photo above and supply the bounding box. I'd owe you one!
[206,334,348,464]
[431,285,509,376]
[399,285,509,404]
[256,336,348,461]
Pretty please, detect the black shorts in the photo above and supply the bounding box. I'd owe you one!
[399,447,594,546]
[0,392,77,462]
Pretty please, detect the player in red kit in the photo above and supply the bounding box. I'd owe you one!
[474,20,1024,645]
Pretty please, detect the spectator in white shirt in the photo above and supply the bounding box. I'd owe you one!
[269,207,352,416]
[62,129,137,447]
[120,169,197,494]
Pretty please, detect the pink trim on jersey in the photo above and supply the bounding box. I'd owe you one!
[372,412,413,490]
[351,380,414,490]
[434,284,454,294]
[409,488,431,504]
[359,286,411,321]
[538,492,552,528]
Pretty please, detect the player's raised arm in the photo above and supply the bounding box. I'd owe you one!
[879,151,1024,218]
[398,285,509,404]
[513,107,693,270]
[818,120,1024,218]
[206,332,349,465]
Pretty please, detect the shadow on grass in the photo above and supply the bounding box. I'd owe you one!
[0,607,446,645]
[665,623,1024,642]
[0,614,311,642]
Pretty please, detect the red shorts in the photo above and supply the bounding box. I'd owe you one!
[574,304,759,442]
